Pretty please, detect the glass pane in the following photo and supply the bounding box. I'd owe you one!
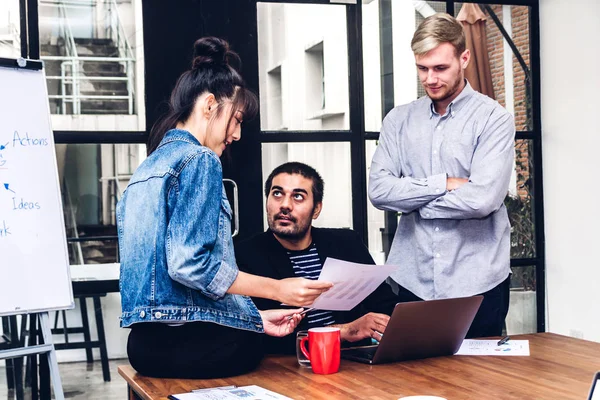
[365,140,386,263]
[0,1,20,58]
[455,3,532,131]
[57,143,146,264]
[257,3,349,131]
[505,139,535,258]
[362,1,446,132]
[38,0,145,131]
[507,265,537,334]
[261,142,352,229]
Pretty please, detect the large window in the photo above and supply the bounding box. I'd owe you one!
[362,1,542,334]
[257,2,354,233]
[57,143,145,265]
[0,0,21,58]
[258,0,543,334]
[35,0,146,266]
[38,0,145,123]
[6,4,544,383]
[257,3,349,132]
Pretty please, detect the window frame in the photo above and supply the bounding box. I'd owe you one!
[19,0,545,332]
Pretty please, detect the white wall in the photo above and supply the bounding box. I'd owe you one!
[540,0,600,342]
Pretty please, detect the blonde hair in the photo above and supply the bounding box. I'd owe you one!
[411,13,466,56]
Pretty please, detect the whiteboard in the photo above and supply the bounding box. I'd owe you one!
[0,61,74,316]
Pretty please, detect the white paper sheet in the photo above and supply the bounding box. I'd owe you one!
[170,385,293,400]
[309,258,397,311]
[455,339,530,356]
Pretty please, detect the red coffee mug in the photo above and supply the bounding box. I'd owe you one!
[300,327,341,374]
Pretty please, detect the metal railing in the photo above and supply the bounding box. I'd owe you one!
[0,23,20,53]
[99,173,130,201]
[107,0,135,114]
[44,55,135,114]
[39,0,136,115]
[107,0,134,60]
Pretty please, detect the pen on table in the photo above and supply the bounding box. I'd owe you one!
[286,307,313,320]
[497,336,510,346]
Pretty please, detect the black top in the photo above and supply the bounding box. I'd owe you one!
[235,227,398,354]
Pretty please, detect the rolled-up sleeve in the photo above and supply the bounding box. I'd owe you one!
[419,108,515,220]
[166,152,238,299]
[369,108,447,214]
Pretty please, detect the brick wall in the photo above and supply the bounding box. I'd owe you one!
[484,5,532,199]
[512,6,532,200]
[512,6,531,132]
[486,5,505,107]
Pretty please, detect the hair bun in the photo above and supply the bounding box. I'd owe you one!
[192,37,241,72]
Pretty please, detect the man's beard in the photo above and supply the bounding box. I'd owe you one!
[268,213,311,240]
[426,74,463,103]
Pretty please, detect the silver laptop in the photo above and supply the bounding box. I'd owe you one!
[341,296,483,364]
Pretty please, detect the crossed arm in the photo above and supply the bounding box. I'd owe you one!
[369,108,515,219]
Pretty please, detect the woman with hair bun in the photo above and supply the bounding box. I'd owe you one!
[117,37,332,378]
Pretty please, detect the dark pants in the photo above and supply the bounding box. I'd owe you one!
[389,276,511,338]
[127,321,264,379]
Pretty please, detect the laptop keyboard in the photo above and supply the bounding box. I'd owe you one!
[343,346,377,360]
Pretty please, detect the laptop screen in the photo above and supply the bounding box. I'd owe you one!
[588,372,600,400]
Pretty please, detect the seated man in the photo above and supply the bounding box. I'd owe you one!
[235,162,397,354]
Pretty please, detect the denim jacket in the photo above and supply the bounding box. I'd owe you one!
[117,129,263,332]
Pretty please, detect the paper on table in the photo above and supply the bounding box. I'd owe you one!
[169,385,293,400]
[309,258,397,311]
[455,339,530,356]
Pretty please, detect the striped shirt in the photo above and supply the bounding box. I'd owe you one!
[287,243,335,328]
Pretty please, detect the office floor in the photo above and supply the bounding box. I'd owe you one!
[0,359,129,399]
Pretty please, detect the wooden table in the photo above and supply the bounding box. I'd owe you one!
[118,333,600,399]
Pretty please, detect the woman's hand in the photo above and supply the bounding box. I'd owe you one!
[277,278,333,307]
[259,309,304,337]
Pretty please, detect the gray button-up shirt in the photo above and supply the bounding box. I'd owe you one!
[369,82,514,300]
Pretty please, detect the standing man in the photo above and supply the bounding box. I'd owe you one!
[369,13,514,338]
[236,162,397,354]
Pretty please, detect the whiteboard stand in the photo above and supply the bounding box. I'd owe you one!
[0,57,74,400]
[0,312,65,400]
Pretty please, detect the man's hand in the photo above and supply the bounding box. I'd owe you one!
[337,313,390,342]
[446,177,469,191]
[259,308,304,337]
[277,278,333,307]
